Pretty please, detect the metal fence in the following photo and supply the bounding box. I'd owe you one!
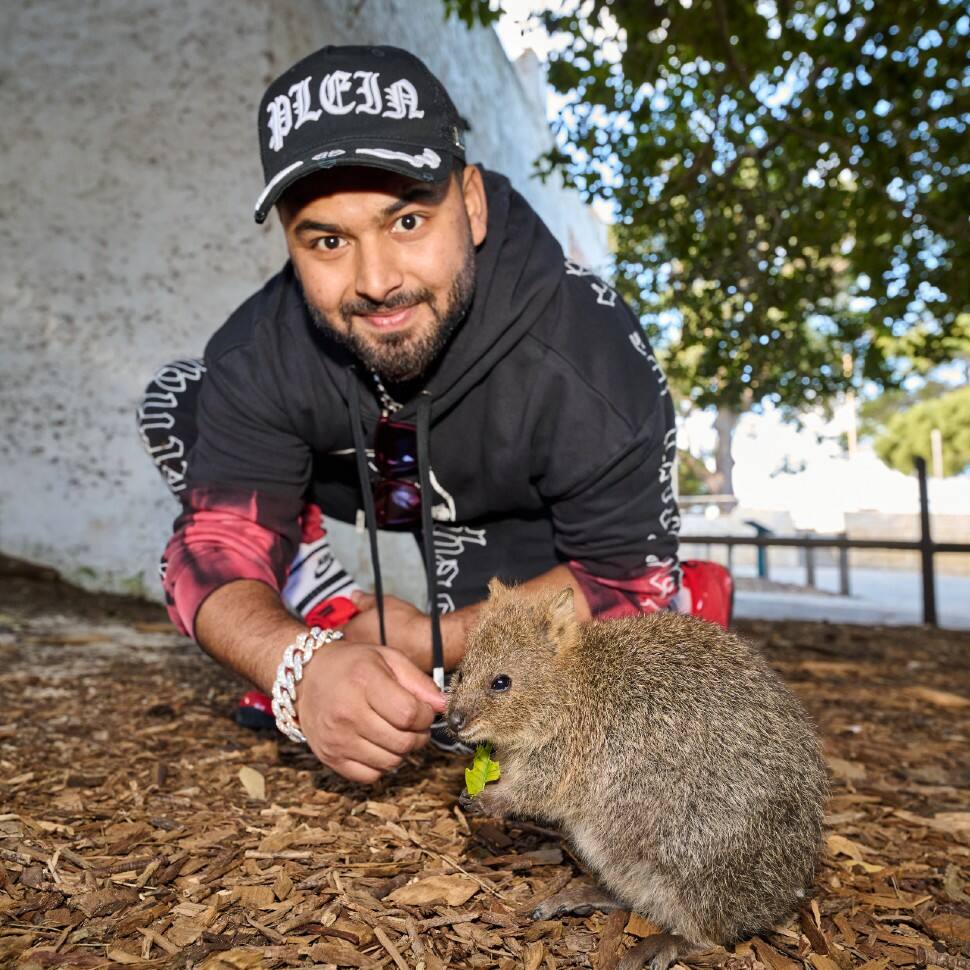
[680,458,970,627]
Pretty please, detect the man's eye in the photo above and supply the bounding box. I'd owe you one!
[394,213,425,232]
[315,236,343,251]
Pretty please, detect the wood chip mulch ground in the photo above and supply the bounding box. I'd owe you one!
[1,564,968,969]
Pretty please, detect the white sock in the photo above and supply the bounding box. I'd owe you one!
[282,533,361,619]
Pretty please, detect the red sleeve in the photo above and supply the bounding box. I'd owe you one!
[162,486,301,639]
[567,559,679,620]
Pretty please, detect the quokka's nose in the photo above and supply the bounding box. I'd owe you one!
[448,709,466,733]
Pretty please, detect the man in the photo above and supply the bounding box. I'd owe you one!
[139,44,686,785]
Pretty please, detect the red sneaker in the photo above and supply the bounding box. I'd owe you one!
[677,560,734,629]
[235,689,275,730]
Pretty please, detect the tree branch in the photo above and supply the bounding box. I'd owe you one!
[713,0,750,88]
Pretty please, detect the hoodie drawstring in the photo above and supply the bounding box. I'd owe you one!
[348,373,387,646]
[347,369,444,689]
[417,391,445,690]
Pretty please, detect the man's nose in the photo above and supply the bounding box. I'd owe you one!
[447,709,466,733]
[354,238,403,305]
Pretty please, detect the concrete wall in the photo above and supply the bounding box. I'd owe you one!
[0,0,609,600]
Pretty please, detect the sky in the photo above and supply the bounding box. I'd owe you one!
[494,2,561,61]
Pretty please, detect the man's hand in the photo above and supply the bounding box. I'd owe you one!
[194,580,447,784]
[296,641,447,784]
[343,592,431,666]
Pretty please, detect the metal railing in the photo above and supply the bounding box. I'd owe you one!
[679,458,970,626]
[678,493,740,511]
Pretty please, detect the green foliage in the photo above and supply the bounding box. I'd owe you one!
[857,378,950,440]
[452,1,970,413]
[679,449,713,494]
[464,742,501,796]
[875,386,970,476]
[442,0,502,27]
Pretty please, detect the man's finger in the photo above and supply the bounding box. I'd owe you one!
[402,698,436,733]
[331,758,383,785]
[380,648,448,713]
[341,732,412,774]
[350,590,377,610]
[356,708,431,759]
[363,663,434,732]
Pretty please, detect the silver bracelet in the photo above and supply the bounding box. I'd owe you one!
[271,626,343,743]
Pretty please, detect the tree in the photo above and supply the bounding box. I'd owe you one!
[445,0,970,491]
[875,386,970,476]
[856,377,948,441]
[679,448,715,494]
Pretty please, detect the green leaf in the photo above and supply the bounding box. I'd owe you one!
[464,743,501,797]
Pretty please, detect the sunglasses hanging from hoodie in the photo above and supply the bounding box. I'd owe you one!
[348,370,446,690]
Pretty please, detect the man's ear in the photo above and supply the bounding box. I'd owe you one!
[461,164,488,246]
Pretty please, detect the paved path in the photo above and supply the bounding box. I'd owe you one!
[734,565,970,629]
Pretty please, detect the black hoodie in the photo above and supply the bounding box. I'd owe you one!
[163,168,680,659]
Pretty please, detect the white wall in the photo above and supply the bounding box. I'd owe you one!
[0,0,609,598]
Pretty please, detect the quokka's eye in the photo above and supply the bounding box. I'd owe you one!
[454,669,463,684]
[490,674,511,692]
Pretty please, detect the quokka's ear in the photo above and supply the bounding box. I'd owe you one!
[550,586,574,621]
[547,586,579,655]
[487,577,509,599]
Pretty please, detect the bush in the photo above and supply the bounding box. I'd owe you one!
[875,387,970,477]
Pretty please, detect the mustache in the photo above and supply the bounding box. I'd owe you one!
[341,288,435,321]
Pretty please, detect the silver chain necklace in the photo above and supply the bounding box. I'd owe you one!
[371,371,403,415]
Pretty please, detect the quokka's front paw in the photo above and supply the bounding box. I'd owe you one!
[458,787,499,815]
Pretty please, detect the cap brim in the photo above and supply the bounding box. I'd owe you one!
[253,142,455,224]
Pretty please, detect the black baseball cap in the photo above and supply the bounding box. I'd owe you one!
[254,45,467,223]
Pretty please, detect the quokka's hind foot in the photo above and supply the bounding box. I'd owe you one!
[529,878,625,920]
[617,932,691,970]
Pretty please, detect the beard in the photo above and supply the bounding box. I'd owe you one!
[303,240,477,383]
